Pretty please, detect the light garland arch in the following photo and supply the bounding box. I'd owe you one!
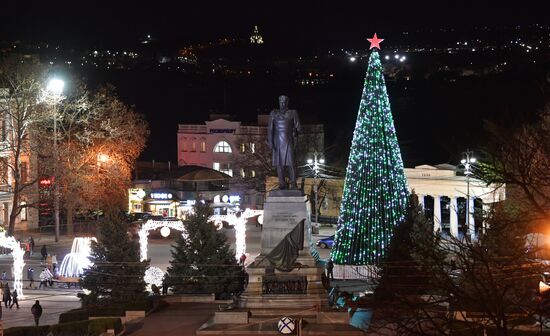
[0,230,25,298]
[139,220,186,262]
[208,208,263,260]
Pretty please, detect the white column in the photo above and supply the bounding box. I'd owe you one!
[433,195,441,234]
[450,197,459,238]
[418,194,425,209]
[468,198,475,237]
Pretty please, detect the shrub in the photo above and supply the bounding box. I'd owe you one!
[5,326,50,336]
[58,308,89,323]
[48,320,91,336]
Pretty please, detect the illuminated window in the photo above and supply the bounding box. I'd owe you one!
[251,170,256,177]
[213,141,232,153]
[213,162,220,171]
[249,143,255,153]
[182,142,187,152]
[219,163,233,176]
[240,143,246,153]
[201,141,206,152]
[240,168,245,178]
[191,142,196,152]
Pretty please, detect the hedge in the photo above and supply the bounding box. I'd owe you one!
[5,318,122,336]
[59,298,152,323]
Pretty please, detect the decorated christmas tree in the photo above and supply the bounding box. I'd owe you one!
[330,34,409,276]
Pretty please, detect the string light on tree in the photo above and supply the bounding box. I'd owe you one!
[330,33,409,278]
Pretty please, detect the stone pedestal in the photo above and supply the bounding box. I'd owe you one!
[196,190,363,335]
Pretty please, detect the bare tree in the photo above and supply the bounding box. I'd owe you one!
[0,58,48,235]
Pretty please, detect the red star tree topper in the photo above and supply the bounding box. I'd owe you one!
[367,33,384,50]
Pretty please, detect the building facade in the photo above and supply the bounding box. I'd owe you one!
[267,164,505,238]
[177,114,324,209]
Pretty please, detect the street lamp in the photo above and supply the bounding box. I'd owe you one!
[306,153,324,224]
[45,78,65,242]
[460,150,476,240]
[96,153,109,222]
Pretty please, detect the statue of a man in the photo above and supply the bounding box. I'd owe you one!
[267,95,301,189]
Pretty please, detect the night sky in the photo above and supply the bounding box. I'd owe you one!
[1,1,549,166]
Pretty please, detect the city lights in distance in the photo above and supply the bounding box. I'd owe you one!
[349,56,357,62]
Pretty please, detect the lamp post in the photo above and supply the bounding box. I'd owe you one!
[306,153,325,224]
[46,78,64,242]
[96,153,109,222]
[460,150,476,240]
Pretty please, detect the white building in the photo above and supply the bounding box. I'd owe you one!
[406,164,505,238]
[177,114,324,209]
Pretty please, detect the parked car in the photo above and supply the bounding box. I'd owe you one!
[316,235,335,249]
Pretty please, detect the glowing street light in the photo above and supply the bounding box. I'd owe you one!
[349,56,357,62]
[306,153,325,224]
[46,77,65,242]
[460,150,477,239]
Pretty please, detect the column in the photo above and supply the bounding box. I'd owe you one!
[433,195,441,234]
[468,198,475,238]
[417,194,425,209]
[450,197,459,238]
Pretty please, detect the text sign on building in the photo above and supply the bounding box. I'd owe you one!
[209,129,235,134]
[150,192,173,200]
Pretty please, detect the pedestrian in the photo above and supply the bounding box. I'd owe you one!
[2,283,11,308]
[326,259,334,280]
[239,253,247,266]
[41,245,47,262]
[46,254,52,270]
[27,267,35,289]
[31,300,43,326]
[9,288,18,309]
[24,241,31,259]
[51,254,58,270]
[1,271,7,283]
[39,268,49,289]
[29,236,35,255]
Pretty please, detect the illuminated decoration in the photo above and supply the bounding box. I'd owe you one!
[136,189,146,199]
[367,32,384,50]
[59,237,96,278]
[257,214,264,225]
[0,229,25,298]
[144,266,165,289]
[150,192,173,200]
[222,195,229,203]
[139,220,186,261]
[278,317,296,334]
[39,178,52,186]
[330,38,409,276]
[208,208,263,260]
[250,25,264,44]
[160,226,171,238]
[229,195,240,203]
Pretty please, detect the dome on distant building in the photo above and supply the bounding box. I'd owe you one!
[250,25,264,44]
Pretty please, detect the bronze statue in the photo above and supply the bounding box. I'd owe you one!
[267,95,301,189]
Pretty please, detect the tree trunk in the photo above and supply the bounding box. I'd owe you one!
[66,203,74,236]
[7,188,20,236]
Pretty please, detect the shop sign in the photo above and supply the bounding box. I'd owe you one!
[151,192,173,200]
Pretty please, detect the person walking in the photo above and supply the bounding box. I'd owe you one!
[1,271,7,283]
[29,236,35,256]
[239,253,247,266]
[51,254,58,270]
[31,300,43,326]
[27,267,35,289]
[326,259,334,280]
[9,288,19,309]
[2,284,11,308]
[24,241,31,259]
[40,245,47,262]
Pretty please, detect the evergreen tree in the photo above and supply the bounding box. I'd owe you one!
[79,212,148,306]
[375,193,430,301]
[331,42,409,268]
[167,202,245,296]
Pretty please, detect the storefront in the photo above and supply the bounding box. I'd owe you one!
[128,188,146,213]
[143,192,179,217]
